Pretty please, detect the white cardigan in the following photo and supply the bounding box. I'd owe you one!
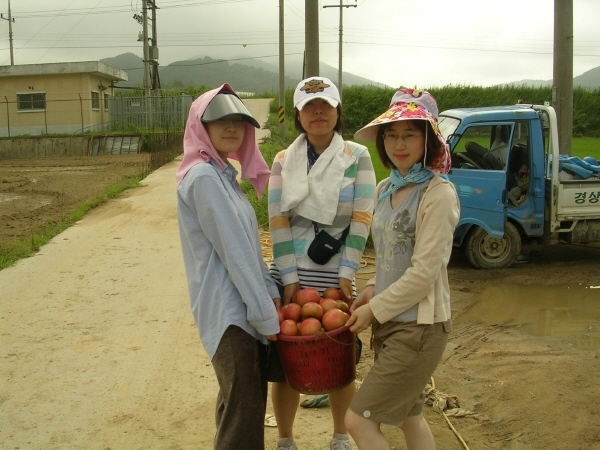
[366,176,460,324]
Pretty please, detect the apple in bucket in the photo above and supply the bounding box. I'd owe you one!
[322,308,349,331]
[335,300,350,313]
[295,288,321,306]
[281,303,301,322]
[279,319,299,336]
[301,302,324,320]
[323,287,342,300]
[299,317,323,336]
[319,298,338,313]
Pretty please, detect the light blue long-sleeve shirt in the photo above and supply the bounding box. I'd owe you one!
[177,160,280,359]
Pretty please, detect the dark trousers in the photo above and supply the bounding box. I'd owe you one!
[211,325,269,450]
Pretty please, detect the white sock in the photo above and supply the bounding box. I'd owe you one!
[333,433,349,441]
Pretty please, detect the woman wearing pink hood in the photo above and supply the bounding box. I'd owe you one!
[345,89,460,450]
[176,84,281,450]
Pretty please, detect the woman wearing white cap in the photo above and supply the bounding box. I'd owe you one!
[176,84,281,450]
[268,76,376,450]
[344,89,460,450]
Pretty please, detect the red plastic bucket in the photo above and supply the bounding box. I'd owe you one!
[275,325,356,394]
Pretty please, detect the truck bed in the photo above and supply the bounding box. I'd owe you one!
[555,177,600,220]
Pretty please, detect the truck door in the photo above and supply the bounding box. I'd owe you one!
[447,123,509,238]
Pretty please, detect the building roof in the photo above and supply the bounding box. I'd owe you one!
[0,61,128,82]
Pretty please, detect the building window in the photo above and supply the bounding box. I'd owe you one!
[91,91,100,110]
[104,93,110,111]
[17,92,46,111]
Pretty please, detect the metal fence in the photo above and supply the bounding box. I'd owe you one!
[0,94,194,138]
[108,94,194,133]
[0,135,141,159]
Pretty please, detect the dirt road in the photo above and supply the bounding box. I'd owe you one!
[1,98,600,450]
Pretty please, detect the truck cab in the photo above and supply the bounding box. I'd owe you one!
[441,104,600,269]
[439,105,548,268]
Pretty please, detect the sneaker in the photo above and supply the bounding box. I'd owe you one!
[276,437,297,450]
[330,433,352,450]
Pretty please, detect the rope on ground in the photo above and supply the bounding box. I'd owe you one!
[427,377,474,450]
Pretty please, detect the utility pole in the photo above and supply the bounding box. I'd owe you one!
[133,2,152,127]
[278,0,285,137]
[552,0,573,156]
[0,0,15,65]
[142,1,151,98]
[323,0,356,99]
[149,1,161,95]
[304,0,319,77]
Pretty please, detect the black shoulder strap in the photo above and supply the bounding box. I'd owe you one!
[313,222,350,242]
[340,225,350,241]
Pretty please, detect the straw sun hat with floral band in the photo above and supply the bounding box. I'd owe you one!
[354,88,451,176]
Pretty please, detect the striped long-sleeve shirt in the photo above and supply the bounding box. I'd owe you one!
[268,136,376,287]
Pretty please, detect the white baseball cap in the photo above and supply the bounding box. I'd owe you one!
[293,76,340,111]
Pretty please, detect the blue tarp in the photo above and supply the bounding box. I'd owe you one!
[558,155,600,179]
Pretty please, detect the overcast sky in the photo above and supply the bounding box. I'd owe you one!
[2,0,599,88]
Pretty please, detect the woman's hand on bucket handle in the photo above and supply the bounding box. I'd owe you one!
[282,283,299,305]
[339,277,352,303]
[346,304,374,334]
[350,285,374,312]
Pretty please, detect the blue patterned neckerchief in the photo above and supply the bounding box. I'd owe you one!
[306,140,320,170]
[378,163,434,200]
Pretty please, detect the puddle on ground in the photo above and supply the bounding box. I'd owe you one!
[455,283,600,350]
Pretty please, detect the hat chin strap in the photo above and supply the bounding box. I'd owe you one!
[423,128,428,168]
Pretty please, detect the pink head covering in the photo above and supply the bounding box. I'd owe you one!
[175,83,270,198]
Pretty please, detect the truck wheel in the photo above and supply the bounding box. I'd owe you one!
[464,222,521,269]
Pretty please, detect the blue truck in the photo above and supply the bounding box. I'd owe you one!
[439,104,600,269]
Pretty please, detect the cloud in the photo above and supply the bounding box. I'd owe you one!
[3,0,599,88]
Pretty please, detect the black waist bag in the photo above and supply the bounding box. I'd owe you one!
[307,222,350,265]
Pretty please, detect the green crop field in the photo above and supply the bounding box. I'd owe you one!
[365,137,600,183]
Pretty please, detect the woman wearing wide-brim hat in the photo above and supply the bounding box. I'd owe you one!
[345,89,460,450]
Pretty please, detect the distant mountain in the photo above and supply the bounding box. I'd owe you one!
[574,66,600,89]
[100,52,390,92]
[243,57,390,89]
[503,66,600,89]
[101,53,600,91]
[100,53,144,73]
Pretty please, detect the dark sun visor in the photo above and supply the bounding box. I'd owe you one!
[201,93,260,128]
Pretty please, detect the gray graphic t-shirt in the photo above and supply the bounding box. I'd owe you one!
[371,179,430,322]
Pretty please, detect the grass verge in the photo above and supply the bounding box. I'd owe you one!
[248,109,600,244]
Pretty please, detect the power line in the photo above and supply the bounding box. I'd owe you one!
[4,1,599,67]
[342,40,600,57]
[13,0,256,19]
[4,41,597,58]
[36,0,105,63]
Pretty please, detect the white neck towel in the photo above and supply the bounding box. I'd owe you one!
[280,132,356,225]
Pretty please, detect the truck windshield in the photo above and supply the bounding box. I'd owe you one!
[438,116,460,141]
